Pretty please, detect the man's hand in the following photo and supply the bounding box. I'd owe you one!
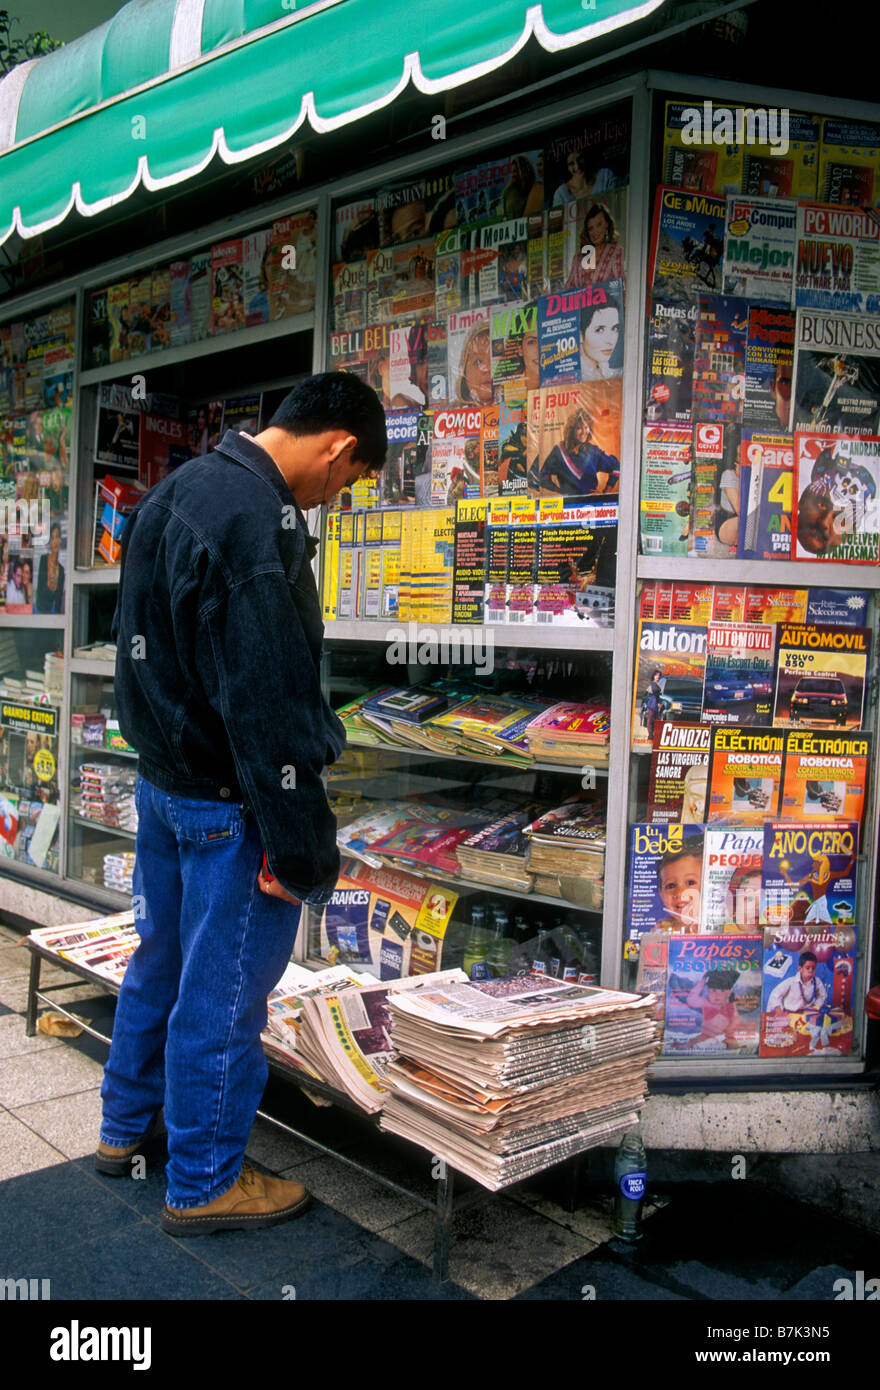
[258,859,300,905]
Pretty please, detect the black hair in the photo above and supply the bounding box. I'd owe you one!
[269,373,387,472]
[799,950,818,967]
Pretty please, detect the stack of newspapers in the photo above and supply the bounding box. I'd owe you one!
[379,976,659,1190]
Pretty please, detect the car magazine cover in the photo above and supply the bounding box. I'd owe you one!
[779,729,870,830]
[792,309,880,435]
[490,302,539,399]
[689,420,740,557]
[537,280,624,386]
[545,189,627,293]
[772,622,871,730]
[792,430,880,562]
[818,118,880,206]
[760,922,856,1058]
[691,295,748,423]
[645,295,697,424]
[761,820,858,932]
[738,431,794,560]
[646,721,712,825]
[662,934,762,1057]
[722,197,796,302]
[743,305,795,429]
[533,495,617,627]
[700,621,776,726]
[628,823,706,948]
[794,203,880,315]
[705,725,784,825]
[648,186,728,299]
[639,422,693,557]
[526,380,622,497]
[631,617,708,752]
[701,828,764,931]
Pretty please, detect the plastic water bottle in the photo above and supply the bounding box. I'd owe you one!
[488,907,512,978]
[462,904,491,981]
[611,1128,647,1241]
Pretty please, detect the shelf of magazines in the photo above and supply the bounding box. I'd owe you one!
[66,673,137,897]
[625,577,877,1070]
[78,313,316,388]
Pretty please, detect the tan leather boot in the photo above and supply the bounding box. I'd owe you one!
[161,1163,311,1236]
[95,1111,167,1177]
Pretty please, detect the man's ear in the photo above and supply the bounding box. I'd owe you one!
[328,432,358,464]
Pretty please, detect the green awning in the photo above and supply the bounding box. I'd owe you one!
[0,0,664,245]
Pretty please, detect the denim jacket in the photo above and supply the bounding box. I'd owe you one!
[113,429,345,905]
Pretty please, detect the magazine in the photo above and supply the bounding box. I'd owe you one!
[242,229,269,328]
[794,203,880,315]
[546,189,627,293]
[691,295,747,424]
[639,423,692,558]
[465,215,542,306]
[389,322,429,411]
[544,105,630,208]
[648,187,727,299]
[627,823,706,946]
[316,856,458,977]
[689,420,740,557]
[705,725,784,825]
[644,296,697,424]
[430,406,483,505]
[434,227,469,317]
[772,622,871,730]
[447,306,495,408]
[738,431,794,560]
[335,197,377,262]
[631,615,708,752]
[722,196,796,302]
[761,820,858,930]
[661,102,743,195]
[364,245,395,322]
[332,260,367,332]
[526,380,622,497]
[743,305,795,429]
[700,621,775,726]
[818,118,880,206]
[646,722,712,825]
[490,302,539,399]
[701,828,764,931]
[759,923,856,1058]
[391,238,435,319]
[792,309,880,435]
[792,430,880,562]
[661,934,762,1057]
[537,280,624,386]
[211,239,244,335]
[532,494,617,627]
[779,728,870,830]
[452,497,487,624]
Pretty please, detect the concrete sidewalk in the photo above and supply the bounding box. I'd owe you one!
[1,918,877,1302]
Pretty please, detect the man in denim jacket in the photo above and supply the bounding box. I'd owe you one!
[95,374,386,1235]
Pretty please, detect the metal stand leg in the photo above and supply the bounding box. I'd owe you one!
[25,952,40,1037]
[433,1163,455,1286]
[563,1153,587,1213]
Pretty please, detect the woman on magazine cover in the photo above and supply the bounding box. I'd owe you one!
[35,523,65,615]
[566,204,624,289]
[529,407,619,495]
[579,299,622,381]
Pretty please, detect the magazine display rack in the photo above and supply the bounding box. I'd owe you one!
[0,67,877,1107]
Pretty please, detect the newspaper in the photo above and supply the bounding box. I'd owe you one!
[386,974,651,1039]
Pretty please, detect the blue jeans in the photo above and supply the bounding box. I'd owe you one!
[100,777,301,1208]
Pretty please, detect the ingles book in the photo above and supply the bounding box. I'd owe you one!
[772,622,871,730]
[647,722,712,825]
[662,934,762,1057]
[759,922,856,1058]
[761,820,858,930]
[701,827,764,932]
[705,725,784,824]
[780,728,870,830]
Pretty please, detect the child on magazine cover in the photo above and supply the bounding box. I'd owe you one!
[668,968,741,1050]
